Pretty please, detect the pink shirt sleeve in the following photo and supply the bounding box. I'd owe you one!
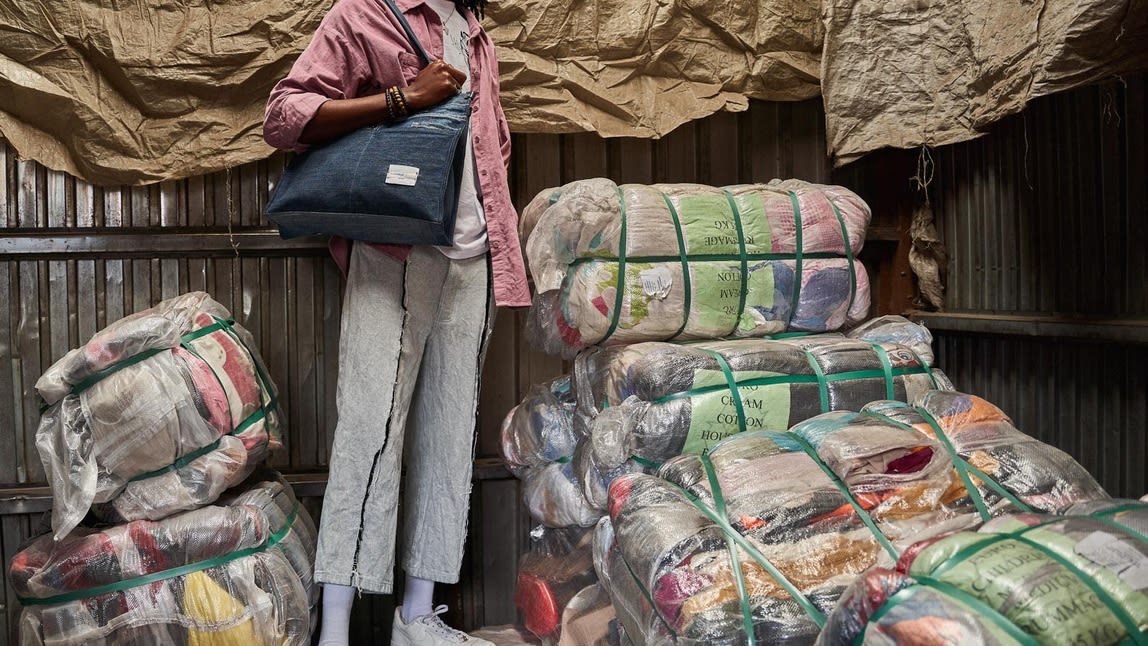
[264,15,371,152]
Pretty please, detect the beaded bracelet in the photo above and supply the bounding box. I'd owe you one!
[385,86,409,122]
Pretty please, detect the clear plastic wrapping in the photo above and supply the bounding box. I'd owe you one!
[12,472,317,646]
[596,390,1109,645]
[35,292,282,540]
[521,179,874,358]
[819,503,1148,646]
[574,333,953,512]
[500,376,578,474]
[515,526,598,640]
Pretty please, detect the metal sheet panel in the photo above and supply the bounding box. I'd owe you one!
[926,73,1147,500]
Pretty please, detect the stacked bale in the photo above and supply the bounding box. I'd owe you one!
[12,292,316,645]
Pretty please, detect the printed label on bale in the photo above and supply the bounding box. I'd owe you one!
[682,369,791,454]
[1074,531,1148,590]
[691,262,774,334]
[931,539,1129,644]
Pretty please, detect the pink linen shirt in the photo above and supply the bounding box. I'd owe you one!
[264,0,531,307]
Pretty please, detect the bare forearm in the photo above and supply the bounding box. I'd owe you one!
[298,94,390,145]
[298,63,464,146]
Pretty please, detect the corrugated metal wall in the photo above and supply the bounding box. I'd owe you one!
[1,97,919,642]
[918,73,1148,499]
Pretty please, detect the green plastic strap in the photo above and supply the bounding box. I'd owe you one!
[787,433,899,561]
[701,454,756,643]
[829,201,858,315]
[19,503,300,606]
[69,348,164,396]
[723,191,750,338]
[1019,512,1148,557]
[208,316,281,441]
[603,188,629,342]
[861,409,1032,514]
[660,193,694,340]
[859,576,1041,646]
[787,192,804,328]
[1093,503,1148,520]
[801,348,831,414]
[570,251,839,267]
[672,463,826,627]
[654,365,933,405]
[929,524,1147,645]
[617,548,679,638]
[699,349,747,434]
[868,343,896,400]
[630,455,662,469]
[910,350,941,389]
[70,318,236,397]
[129,437,223,482]
[914,406,992,523]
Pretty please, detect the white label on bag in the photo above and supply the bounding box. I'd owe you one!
[1075,530,1148,589]
[639,266,673,299]
[386,164,420,186]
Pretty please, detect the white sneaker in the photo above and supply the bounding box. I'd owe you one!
[391,605,495,646]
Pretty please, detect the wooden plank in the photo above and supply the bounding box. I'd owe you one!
[699,110,740,186]
[478,313,519,459]
[292,257,319,468]
[477,478,521,626]
[47,260,70,366]
[0,264,17,483]
[608,138,654,185]
[16,262,42,482]
[0,141,9,227]
[1123,75,1147,314]
[654,121,697,183]
[320,261,342,465]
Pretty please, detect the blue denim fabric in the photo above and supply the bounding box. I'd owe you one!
[266,92,472,246]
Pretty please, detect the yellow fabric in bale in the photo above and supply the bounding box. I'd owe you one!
[183,570,261,646]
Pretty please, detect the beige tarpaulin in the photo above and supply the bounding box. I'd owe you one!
[822,0,1148,166]
[484,0,822,137]
[0,0,1144,185]
[0,0,334,186]
[0,0,820,186]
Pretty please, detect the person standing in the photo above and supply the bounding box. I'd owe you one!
[263,0,531,643]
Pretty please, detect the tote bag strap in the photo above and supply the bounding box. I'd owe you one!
[381,0,433,66]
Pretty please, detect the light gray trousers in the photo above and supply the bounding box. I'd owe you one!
[315,243,495,594]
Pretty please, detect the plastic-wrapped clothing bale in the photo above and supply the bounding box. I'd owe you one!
[595,390,1108,645]
[861,391,1110,511]
[499,378,601,527]
[521,459,604,528]
[818,503,1148,646]
[501,376,578,474]
[520,179,872,358]
[558,583,623,646]
[843,315,936,367]
[35,291,282,540]
[11,473,316,646]
[574,334,952,511]
[515,526,599,640]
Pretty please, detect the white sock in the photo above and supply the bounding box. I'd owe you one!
[401,576,435,623]
[317,583,355,646]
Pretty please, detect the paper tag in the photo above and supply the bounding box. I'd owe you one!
[385,164,420,186]
[639,266,673,299]
[1075,530,1148,589]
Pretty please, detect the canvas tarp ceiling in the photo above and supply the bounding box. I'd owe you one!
[0,0,1143,186]
[822,0,1148,166]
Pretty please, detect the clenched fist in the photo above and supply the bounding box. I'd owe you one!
[403,60,468,112]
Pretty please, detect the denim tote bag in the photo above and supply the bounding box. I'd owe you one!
[265,0,470,246]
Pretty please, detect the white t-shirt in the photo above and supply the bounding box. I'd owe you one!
[425,0,488,259]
